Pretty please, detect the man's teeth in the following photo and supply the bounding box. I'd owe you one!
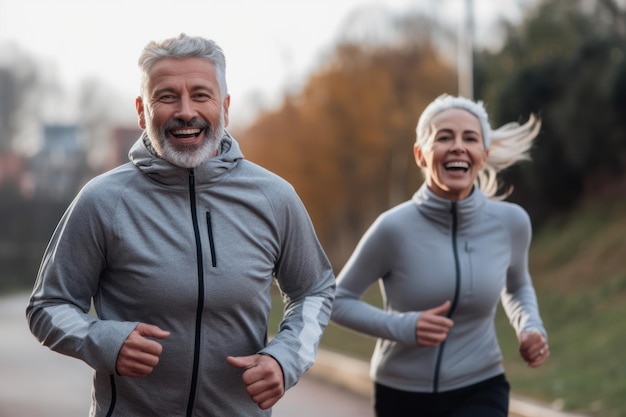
[172,128,201,136]
[445,161,469,169]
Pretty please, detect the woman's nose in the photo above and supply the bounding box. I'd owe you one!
[450,136,466,152]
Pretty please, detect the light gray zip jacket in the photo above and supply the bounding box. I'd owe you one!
[27,132,335,416]
[331,184,546,393]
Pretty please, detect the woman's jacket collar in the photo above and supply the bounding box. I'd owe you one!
[411,183,487,229]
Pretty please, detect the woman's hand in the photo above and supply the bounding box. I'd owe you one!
[416,300,454,347]
[519,330,549,367]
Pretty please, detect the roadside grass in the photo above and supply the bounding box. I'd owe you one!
[270,196,626,417]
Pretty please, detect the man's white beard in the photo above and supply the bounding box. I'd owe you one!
[148,111,225,168]
[159,131,221,168]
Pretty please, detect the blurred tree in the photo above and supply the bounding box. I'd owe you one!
[0,44,44,154]
[240,14,457,267]
[0,45,101,292]
[474,0,626,225]
[0,187,68,291]
[78,77,124,173]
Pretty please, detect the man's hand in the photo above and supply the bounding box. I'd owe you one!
[416,300,454,347]
[116,323,170,378]
[226,354,285,410]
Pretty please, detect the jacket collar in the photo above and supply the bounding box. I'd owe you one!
[411,183,486,229]
[129,130,243,189]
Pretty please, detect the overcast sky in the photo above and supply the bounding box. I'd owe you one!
[0,0,529,128]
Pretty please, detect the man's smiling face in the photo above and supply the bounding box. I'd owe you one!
[136,57,230,168]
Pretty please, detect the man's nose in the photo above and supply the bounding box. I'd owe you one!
[175,97,198,121]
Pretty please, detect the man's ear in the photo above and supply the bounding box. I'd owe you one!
[135,97,146,129]
[222,94,231,128]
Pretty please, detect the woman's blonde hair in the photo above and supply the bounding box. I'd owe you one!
[415,94,541,199]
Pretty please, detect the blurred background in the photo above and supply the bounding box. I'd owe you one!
[1,0,625,416]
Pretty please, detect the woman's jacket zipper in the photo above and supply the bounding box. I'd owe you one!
[432,201,461,393]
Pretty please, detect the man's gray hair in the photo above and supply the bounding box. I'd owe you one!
[138,33,228,99]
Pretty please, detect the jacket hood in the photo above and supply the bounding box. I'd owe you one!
[128,130,243,189]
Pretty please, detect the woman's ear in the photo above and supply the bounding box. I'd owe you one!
[477,148,489,171]
[414,144,427,168]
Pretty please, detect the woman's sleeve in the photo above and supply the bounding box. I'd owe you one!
[330,215,419,346]
[500,204,548,340]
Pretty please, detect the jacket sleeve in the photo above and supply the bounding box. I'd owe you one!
[500,204,548,340]
[258,186,336,390]
[25,181,138,373]
[329,214,420,346]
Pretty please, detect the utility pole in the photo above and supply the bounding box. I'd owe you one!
[458,0,475,99]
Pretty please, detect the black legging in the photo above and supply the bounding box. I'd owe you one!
[374,374,510,417]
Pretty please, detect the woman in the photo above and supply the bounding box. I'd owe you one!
[330,94,549,417]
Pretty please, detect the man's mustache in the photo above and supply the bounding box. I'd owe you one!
[163,118,210,130]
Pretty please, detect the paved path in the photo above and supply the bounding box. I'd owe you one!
[2,293,584,417]
[0,293,371,417]
[0,293,93,417]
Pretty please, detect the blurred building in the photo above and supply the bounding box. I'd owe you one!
[107,126,142,171]
[28,124,89,200]
[0,151,33,197]
[13,123,142,201]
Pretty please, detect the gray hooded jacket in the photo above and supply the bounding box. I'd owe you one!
[27,132,335,416]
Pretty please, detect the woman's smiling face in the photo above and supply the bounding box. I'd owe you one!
[414,108,489,201]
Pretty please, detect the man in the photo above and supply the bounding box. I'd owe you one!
[26,33,335,417]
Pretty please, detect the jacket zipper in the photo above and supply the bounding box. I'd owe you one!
[432,201,461,393]
[104,375,116,417]
[186,169,205,417]
[206,212,217,267]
